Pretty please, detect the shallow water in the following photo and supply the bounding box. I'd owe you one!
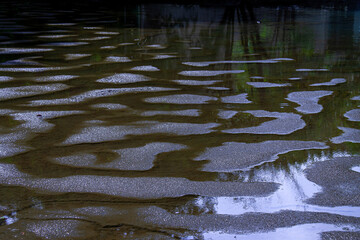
[0,1,360,239]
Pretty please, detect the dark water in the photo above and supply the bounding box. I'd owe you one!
[0,1,360,239]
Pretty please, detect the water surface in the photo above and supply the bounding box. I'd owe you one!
[0,1,359,239]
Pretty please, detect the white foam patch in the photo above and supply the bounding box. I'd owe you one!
[0,143,30,158]
[34,75,78,82]
[104,56,131,62]
[331,127,360,144]
[47,23,76,26]
[96,73,150,84]
[221,93,252,104]
[91,103,127,110]
[194,140,328,172]
[53,142,187,170]
[0,76,13,82]
[64,54,91,60]
[182,60,279,67]
[152,54,176,59]
[100,46,116,49]
[145,44,166,49]
[62,121,220,145]
[222,110,306,135]
[131,65,160,71]
[79,36,110,41]
[0,67,68,72]
[83,27,103,30]
[310,78,346,86]
[39,42,88,47]
[94,31,119,35]
[141,109,200,117]
[28,87,177,106]
[0,163,277,198]
[0,84,69,101]
[296,69,328,72]
[144,94,217,104]
[38,34,76,39]
[218,110,238,119]
[344,109,360,122]
[0,48,53,54]
[118,43,135,46]
[178,70,245,77]
[172,80,221,86]
[206,87,229,90]
[204,223,358,240]
[247,82,291,88]
[286,91,333,114]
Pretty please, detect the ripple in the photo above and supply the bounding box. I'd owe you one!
[331,127,360,144]
[310,78,346,86]
[246,82,291,88]
[96,73,150,84]
[221,93,252,104]
[286,91,333,114]
[222,110,306,135]
[194,141,328,172]
[144,94,217,104]
[178,70,245,77]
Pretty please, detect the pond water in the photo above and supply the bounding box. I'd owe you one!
[0,1,360,239]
